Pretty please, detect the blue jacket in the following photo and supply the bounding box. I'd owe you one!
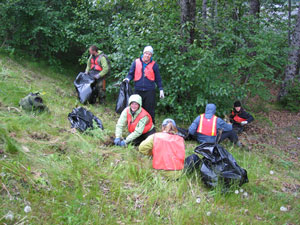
[189,104,233,143]
[126,56,163,91]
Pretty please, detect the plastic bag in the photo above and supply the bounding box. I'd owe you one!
[115,81,133,114]
[195,142,248,188]
[74,72,95,104]
[68,107,104,132]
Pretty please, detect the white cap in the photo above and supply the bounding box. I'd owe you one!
[143,46,153,55]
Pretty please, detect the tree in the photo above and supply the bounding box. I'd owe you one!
[249,0,260,18]
[278,3,300,100]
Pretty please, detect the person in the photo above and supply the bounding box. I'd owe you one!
[189,103,242,146]
[114,94,155,146]
[230,101,254,134]
[85,45,110,104]
[123,46,164,124]
[139,118,201,178]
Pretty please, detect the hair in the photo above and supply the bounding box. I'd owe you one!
[161,122,178,134]
[89,45,98,52]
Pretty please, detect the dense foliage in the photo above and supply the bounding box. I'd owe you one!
[0,0,295,121]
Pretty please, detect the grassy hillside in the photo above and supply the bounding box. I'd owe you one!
[0,54,299,225]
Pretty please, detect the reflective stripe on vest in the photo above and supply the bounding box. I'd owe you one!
[231,111,247,123]
[134,58,155,81]
[90,55,103,71]
[127,107,153,134]
[152,132,185,170]
[197,114,217,136]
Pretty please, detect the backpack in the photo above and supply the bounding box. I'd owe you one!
[19,93,47,112]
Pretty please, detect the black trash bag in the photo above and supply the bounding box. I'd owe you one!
[115,81,133,114]
[195,142,248,188]
[68,107,104,132]
[74,72,96,104]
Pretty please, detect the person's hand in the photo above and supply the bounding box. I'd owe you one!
[120,140,126,147]
[241,121,248,125]
[114,138,121,146]
[94,74,100,80]
[160,90,165,99]
[123,78,130,83]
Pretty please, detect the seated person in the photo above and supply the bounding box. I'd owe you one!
[230,100,254,134]
[114,94,155,146]
[189,103,242,146]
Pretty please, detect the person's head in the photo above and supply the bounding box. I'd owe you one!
[142,46,153,63]
[128,94,142,113]
[204,104,216,119]
[234,101,242,112]
[89,45,98,55]
[161,118,178,134]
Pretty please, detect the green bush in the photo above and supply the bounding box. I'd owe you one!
[280,81,300,112]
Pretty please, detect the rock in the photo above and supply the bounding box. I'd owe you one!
[269,170,274,175]
[24,205,32,213]
[280,206,288,212]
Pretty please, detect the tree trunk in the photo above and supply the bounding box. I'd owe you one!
[278,3,300,100]
[202,0,207,20]
[249,0,260,18]
[180,0,196,50]
[288,0,292,46]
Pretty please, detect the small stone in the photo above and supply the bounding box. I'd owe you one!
[5,211,14,221]
[280,206,288,212]
[206,211,211,216]
[270,170,274,175]
[239,189,244,193]
[234,190,239,194]
[24,205,32,213]
[196,197,201,204]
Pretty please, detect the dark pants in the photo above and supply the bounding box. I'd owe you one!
[135,89,156,124]
[233,124,244,134]
[219,130,239,144]
[132,128,156,146]
[184,154,202,174]
[89,71,106,104]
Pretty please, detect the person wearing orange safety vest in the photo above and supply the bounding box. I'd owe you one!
[229,101,254,134]
[123,46,164,124]
[114,94,155,147]
[189,104,242,146]
[85,45,110,104]
[139,118,201,179]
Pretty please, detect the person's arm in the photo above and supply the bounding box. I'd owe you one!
[217,118,232,131]
[138,134,154,155]
[188,116,200,135]
[85,55,92,73]
[244,111,254,123]
[115,109,128,138]
[125,116,148,144]
[98,55,109,78]
[229,110,235,123]
[126,61,136,81]
[153,63,163,91]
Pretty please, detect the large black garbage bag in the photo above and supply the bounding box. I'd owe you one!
[74,72,95,104]
[115,81,133,114]
[195,143,248,188]
[68,107,104,132]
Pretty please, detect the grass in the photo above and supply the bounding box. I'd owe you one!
[0,53,299,224]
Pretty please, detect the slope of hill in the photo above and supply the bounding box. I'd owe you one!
[0,54,299,224]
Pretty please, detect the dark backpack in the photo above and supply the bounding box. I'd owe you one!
[19,93,47,112]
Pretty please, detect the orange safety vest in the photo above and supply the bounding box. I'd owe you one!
[197,114,217,136]
[127,107,153,134]
[152,132,185,170]
[134,58,155,81]
[231,111,247,123]
[90,55,103,71]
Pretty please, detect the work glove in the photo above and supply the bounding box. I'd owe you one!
[114,138,121,146]
[120,140,126,147]
[241,121,248,125]
[94,74,101,80]
[160,90,165,99]
[123,78,130,83]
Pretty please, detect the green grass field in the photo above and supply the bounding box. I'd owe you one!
[0,53,299,224]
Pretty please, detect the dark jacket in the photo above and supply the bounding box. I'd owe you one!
[230,107,254,125]
[126,56,163,91]
[189,104,232,143]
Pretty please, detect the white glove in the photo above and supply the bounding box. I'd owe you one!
[241,121,248,125]
[160,90,165,99]
[123,78,130,83]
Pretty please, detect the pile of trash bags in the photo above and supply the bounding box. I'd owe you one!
[195,142,248,188]
[115,81,132,114]
[74,72,95,104]
[68,107,104,132]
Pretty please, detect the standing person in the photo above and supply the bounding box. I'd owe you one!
[123,46,164,124]
[85,45,110,104]
[229,101,254,134]
[189,104,243,146]
[114,94,155,147]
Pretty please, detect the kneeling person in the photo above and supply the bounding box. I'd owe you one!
[230,100,254,134]
[114,94,155,146]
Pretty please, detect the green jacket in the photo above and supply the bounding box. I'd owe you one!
[115,94,154,144]
[85,50,109,78]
